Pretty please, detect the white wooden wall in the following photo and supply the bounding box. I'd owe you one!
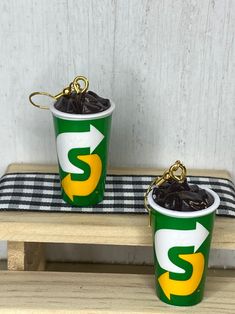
[0,0,235,178]
[0,0,234,263]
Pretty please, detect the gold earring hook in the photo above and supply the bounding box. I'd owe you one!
[29,75,89,110]
[144,161,187,226]
[29,92,56,110]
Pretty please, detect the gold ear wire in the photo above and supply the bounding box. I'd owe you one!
[29,75,89,110]
[144,161,186,227]
[29,91,56,110]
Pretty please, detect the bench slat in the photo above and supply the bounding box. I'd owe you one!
[6,163,232,179]
[0,212,233,249]
[0,271,234,313]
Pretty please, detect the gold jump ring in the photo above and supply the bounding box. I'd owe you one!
[73,76,89,94]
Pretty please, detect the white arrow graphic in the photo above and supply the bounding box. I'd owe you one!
[56,125,104,174]
[155,222,209,274]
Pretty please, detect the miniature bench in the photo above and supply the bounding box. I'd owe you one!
[0,163,234,313]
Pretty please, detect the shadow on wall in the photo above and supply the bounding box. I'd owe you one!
[45,243,235,269]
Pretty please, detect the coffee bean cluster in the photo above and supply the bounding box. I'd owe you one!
[54,91,110,114]
[152,179,213,211]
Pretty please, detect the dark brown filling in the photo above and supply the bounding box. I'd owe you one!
[152,179,213,211]
[54,91,111,114]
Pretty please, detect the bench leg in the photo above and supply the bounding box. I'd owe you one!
[7,242,45,271]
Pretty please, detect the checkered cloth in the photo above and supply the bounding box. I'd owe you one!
[0,172,234,217]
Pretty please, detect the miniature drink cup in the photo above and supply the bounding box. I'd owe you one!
[147,186,220,306]
[29,76,115,206]
[51,102,115,206]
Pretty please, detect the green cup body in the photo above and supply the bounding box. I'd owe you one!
[148,187,220,306]
[51,102,115,206]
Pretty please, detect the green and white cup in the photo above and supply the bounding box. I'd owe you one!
[50,102,115,206]
[147,187,220,306]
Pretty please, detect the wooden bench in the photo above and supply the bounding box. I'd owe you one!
[0,164,234,313]
[0,270,234,313]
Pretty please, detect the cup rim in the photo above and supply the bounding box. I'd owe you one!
[50,100,115,120]
[147,186,220,218]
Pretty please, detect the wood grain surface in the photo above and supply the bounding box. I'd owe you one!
[7,241,45,271]
[0,271,233,313]
[6,163,232,179]
[0,212,232,250]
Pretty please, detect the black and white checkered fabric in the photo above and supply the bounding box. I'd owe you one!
[0,173,234,217]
